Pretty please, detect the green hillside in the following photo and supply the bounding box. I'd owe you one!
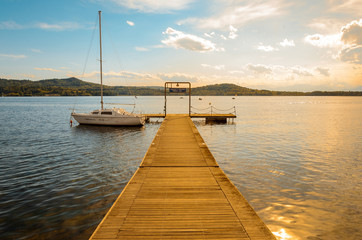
[0,78,361,96]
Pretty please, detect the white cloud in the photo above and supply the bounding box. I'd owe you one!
[305,19,362,64]
[341,19,362,45]
[30,48,42,53]
[243,64,318,79]
[292,66,313,77]
[339,45,362,64]
[71,70,201,85]
[135,46,149,51]
[304,33,342,48]
[315,67,330,77]
[308,18,346,34]
[204,32,215,38]
[280,39,295,47]
[0,20,23,30]
[0,20,84,31]
[257,44,278,52]
[126,20,135,26]
[229,70,244,74]
[246,64,272,74]
[0,53,26,59]
[34,67,61,72]
[158,72,199,82]
[328,0,362,14]
[201,64,225,70]
[339,19,362,64]
[36,22,82,31]
[220,35,227,40]
[109,0,194,13]
[178,2,283,30]
[228,25,238,39]
[162,27,223,52]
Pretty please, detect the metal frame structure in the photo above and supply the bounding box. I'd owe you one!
[164,82,191,116]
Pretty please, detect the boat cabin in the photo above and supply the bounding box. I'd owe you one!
[91,108,127,116]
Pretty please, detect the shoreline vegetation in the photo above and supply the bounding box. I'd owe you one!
[1,77,361,96]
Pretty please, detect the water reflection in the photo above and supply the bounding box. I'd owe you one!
[1,96,361,240]
[195,97,362,240]
[273,228,295,240]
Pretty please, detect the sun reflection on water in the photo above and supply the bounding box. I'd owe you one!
[273,228,296,240]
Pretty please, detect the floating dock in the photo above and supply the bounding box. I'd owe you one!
[90,114,275,240]
[144,113,236,123]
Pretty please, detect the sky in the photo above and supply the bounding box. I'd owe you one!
[0,0,361,91]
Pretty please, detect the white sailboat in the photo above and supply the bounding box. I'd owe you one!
[71,11,145,126]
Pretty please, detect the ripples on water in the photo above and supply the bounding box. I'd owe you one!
[194,96,362,240]
[0,96,361,240]
[0,97,159,239]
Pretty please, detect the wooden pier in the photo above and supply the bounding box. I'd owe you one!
[144,113,236,123]
[90,114,275,240]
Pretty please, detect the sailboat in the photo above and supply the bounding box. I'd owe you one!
[71,11,145,126]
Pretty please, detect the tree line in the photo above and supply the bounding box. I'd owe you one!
[1,78,361,96]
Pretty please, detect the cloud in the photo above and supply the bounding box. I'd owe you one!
[257,43,278,52]
[126,20,135,26]
[243,64,318,78]
[35,22,82,31]
[246,64,272,74]
[162,27,223,52]
[341,19,362,45]
[305,19,362,64]
[0,20,84,31]
[292,66,313,77]
[0,53,26,59]
[280,39,295,47]
[328,0,362,14]
[339,45,362,64]
[158,72,199,82]
[178,1,283,30]
[30,48,42,53]
[70,70,201,85]
[220,35,227,40]
[201,64,225,70]
[72,70,161,82]
[0,20,23,30]
[308,18,346,34]
[34,67,61,72]
[109,0,194,13]
[315,67,330,77]
[304,33,342,48]
[204,32,215,38]
[135,46,149,51]
[339,19,362,64]
[228,25,238,39]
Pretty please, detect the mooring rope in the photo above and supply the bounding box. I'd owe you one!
[190,106,236,115]
[190,106,212,111]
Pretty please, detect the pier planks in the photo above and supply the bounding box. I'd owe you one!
[90,114,275,240]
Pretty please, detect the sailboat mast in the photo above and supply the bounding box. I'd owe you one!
[99,10,103,110]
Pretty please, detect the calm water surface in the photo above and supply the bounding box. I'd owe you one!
[0,96,361,240]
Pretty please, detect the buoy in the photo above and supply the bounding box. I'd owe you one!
[70,119,73,126]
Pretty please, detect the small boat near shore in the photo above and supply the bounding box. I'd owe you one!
[71,11,145,126]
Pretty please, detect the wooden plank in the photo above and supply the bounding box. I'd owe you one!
[90,115,275,240]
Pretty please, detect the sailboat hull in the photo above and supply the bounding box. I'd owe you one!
[71,113,145,126]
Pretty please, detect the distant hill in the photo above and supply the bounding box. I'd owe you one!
[0,77,163,96]
[192,83,303,96]
[0,78,361,96]
[192,83,362,96]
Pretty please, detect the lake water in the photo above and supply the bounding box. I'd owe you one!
[0,96,361,240]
